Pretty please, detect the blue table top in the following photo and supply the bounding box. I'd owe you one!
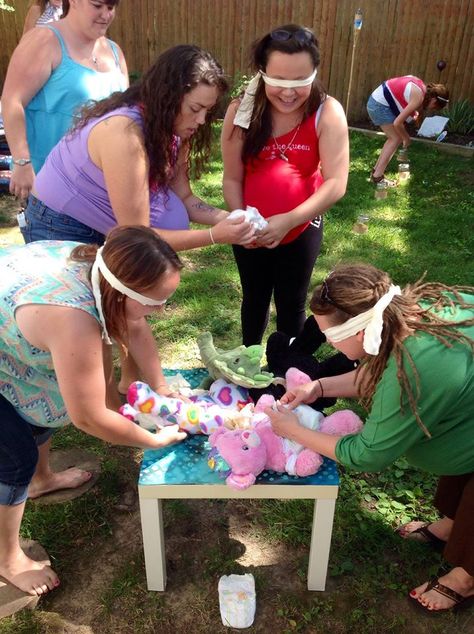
[139,369,340,487]
[139,434,339,487]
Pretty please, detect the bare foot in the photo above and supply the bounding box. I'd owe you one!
[28,468,92,499]
[397,517,452,542]
[410,567,474,611]
[0,550,59,596]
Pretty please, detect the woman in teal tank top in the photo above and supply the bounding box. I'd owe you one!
[1,0,127,200]
[0,226,186,597]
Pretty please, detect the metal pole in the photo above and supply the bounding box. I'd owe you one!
[345,8,363,119]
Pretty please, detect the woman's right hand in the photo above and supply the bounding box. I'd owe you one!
[155,424,187,448]
[212,214,255,246]
[9,163,35,200]
[280,380,322,409]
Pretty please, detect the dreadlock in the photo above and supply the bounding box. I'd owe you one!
[310,264,474,437]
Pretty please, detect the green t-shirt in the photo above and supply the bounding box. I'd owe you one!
[335,294,474,475]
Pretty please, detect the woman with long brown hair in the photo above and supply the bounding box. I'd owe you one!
[221,24,349,346]
[266,263,474,613]
[22,44,254,251]
[0,225,186,597]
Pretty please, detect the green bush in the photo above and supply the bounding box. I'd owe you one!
[230,72,252,100]
[445,99,474,135]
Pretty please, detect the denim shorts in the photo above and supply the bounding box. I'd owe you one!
[22,194,105,245]
[366,95,396,126]
[0,395,55,506]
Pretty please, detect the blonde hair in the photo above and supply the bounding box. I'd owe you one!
[310,264,474,436]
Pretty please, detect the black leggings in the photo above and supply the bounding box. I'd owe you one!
[233,222,323,345]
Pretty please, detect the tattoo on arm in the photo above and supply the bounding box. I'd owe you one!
[192,201,217,213]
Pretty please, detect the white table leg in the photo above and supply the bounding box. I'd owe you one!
[139,496,166,591]
[307,497,336,591]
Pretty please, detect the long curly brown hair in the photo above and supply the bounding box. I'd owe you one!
[73,45,228,187]
[310,263,474,436]
[70,225,183,346]
[240,24,326,160]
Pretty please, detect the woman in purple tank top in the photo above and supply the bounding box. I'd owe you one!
[26,44,255,251]
[25,44,256,392]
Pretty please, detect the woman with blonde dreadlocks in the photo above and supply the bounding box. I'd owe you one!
[265,263,474,614]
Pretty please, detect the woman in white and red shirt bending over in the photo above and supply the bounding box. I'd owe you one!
[366,75,449,185]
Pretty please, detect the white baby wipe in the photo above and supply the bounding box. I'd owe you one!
[228,206,268,231]
[218,573,256,628]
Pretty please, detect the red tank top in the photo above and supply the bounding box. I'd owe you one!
[243,111,323,244]
[386,76,426,112]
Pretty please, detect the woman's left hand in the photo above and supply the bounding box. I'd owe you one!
[155,385,192,402]
[257,214,292,248]
[264,403,302,440]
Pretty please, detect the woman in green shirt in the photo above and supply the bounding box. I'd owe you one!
[267,263,474,613]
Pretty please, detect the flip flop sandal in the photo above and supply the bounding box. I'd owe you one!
[408,577,474,614]
[396,522,446,552]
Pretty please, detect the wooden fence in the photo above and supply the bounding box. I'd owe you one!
[1,0,473,121]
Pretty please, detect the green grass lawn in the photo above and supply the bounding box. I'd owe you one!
[1,131,473,633]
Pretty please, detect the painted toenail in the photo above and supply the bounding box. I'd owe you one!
[409,590,416,596]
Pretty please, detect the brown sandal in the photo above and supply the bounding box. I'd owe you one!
[409,577,474,613]
[396,521,446,552]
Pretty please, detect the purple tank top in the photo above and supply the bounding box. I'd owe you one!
[34,106,190,235]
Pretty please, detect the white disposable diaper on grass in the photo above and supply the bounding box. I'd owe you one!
[218,573,256,628]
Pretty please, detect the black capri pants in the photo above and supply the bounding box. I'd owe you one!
[233,221,323,346]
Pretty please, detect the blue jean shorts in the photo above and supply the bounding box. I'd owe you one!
[21,194,105,245]
[366,95,396,126]
[0,395,55,506]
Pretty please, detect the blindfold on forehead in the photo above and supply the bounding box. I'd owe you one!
[233,69,317,129]
[260,69,317,88]
[91,247,167,345]
[321,285,402,356]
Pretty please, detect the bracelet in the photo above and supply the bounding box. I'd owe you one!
[209,227,216,245]
[316,379,324,399]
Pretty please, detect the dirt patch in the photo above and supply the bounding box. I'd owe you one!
[0,192,20,224]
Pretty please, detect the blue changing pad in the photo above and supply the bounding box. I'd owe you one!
[139,369,340,487]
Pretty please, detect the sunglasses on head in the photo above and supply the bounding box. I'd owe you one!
[270,29,314,44]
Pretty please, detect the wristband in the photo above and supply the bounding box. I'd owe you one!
[316,379,324,399]
[209,227,216,245]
